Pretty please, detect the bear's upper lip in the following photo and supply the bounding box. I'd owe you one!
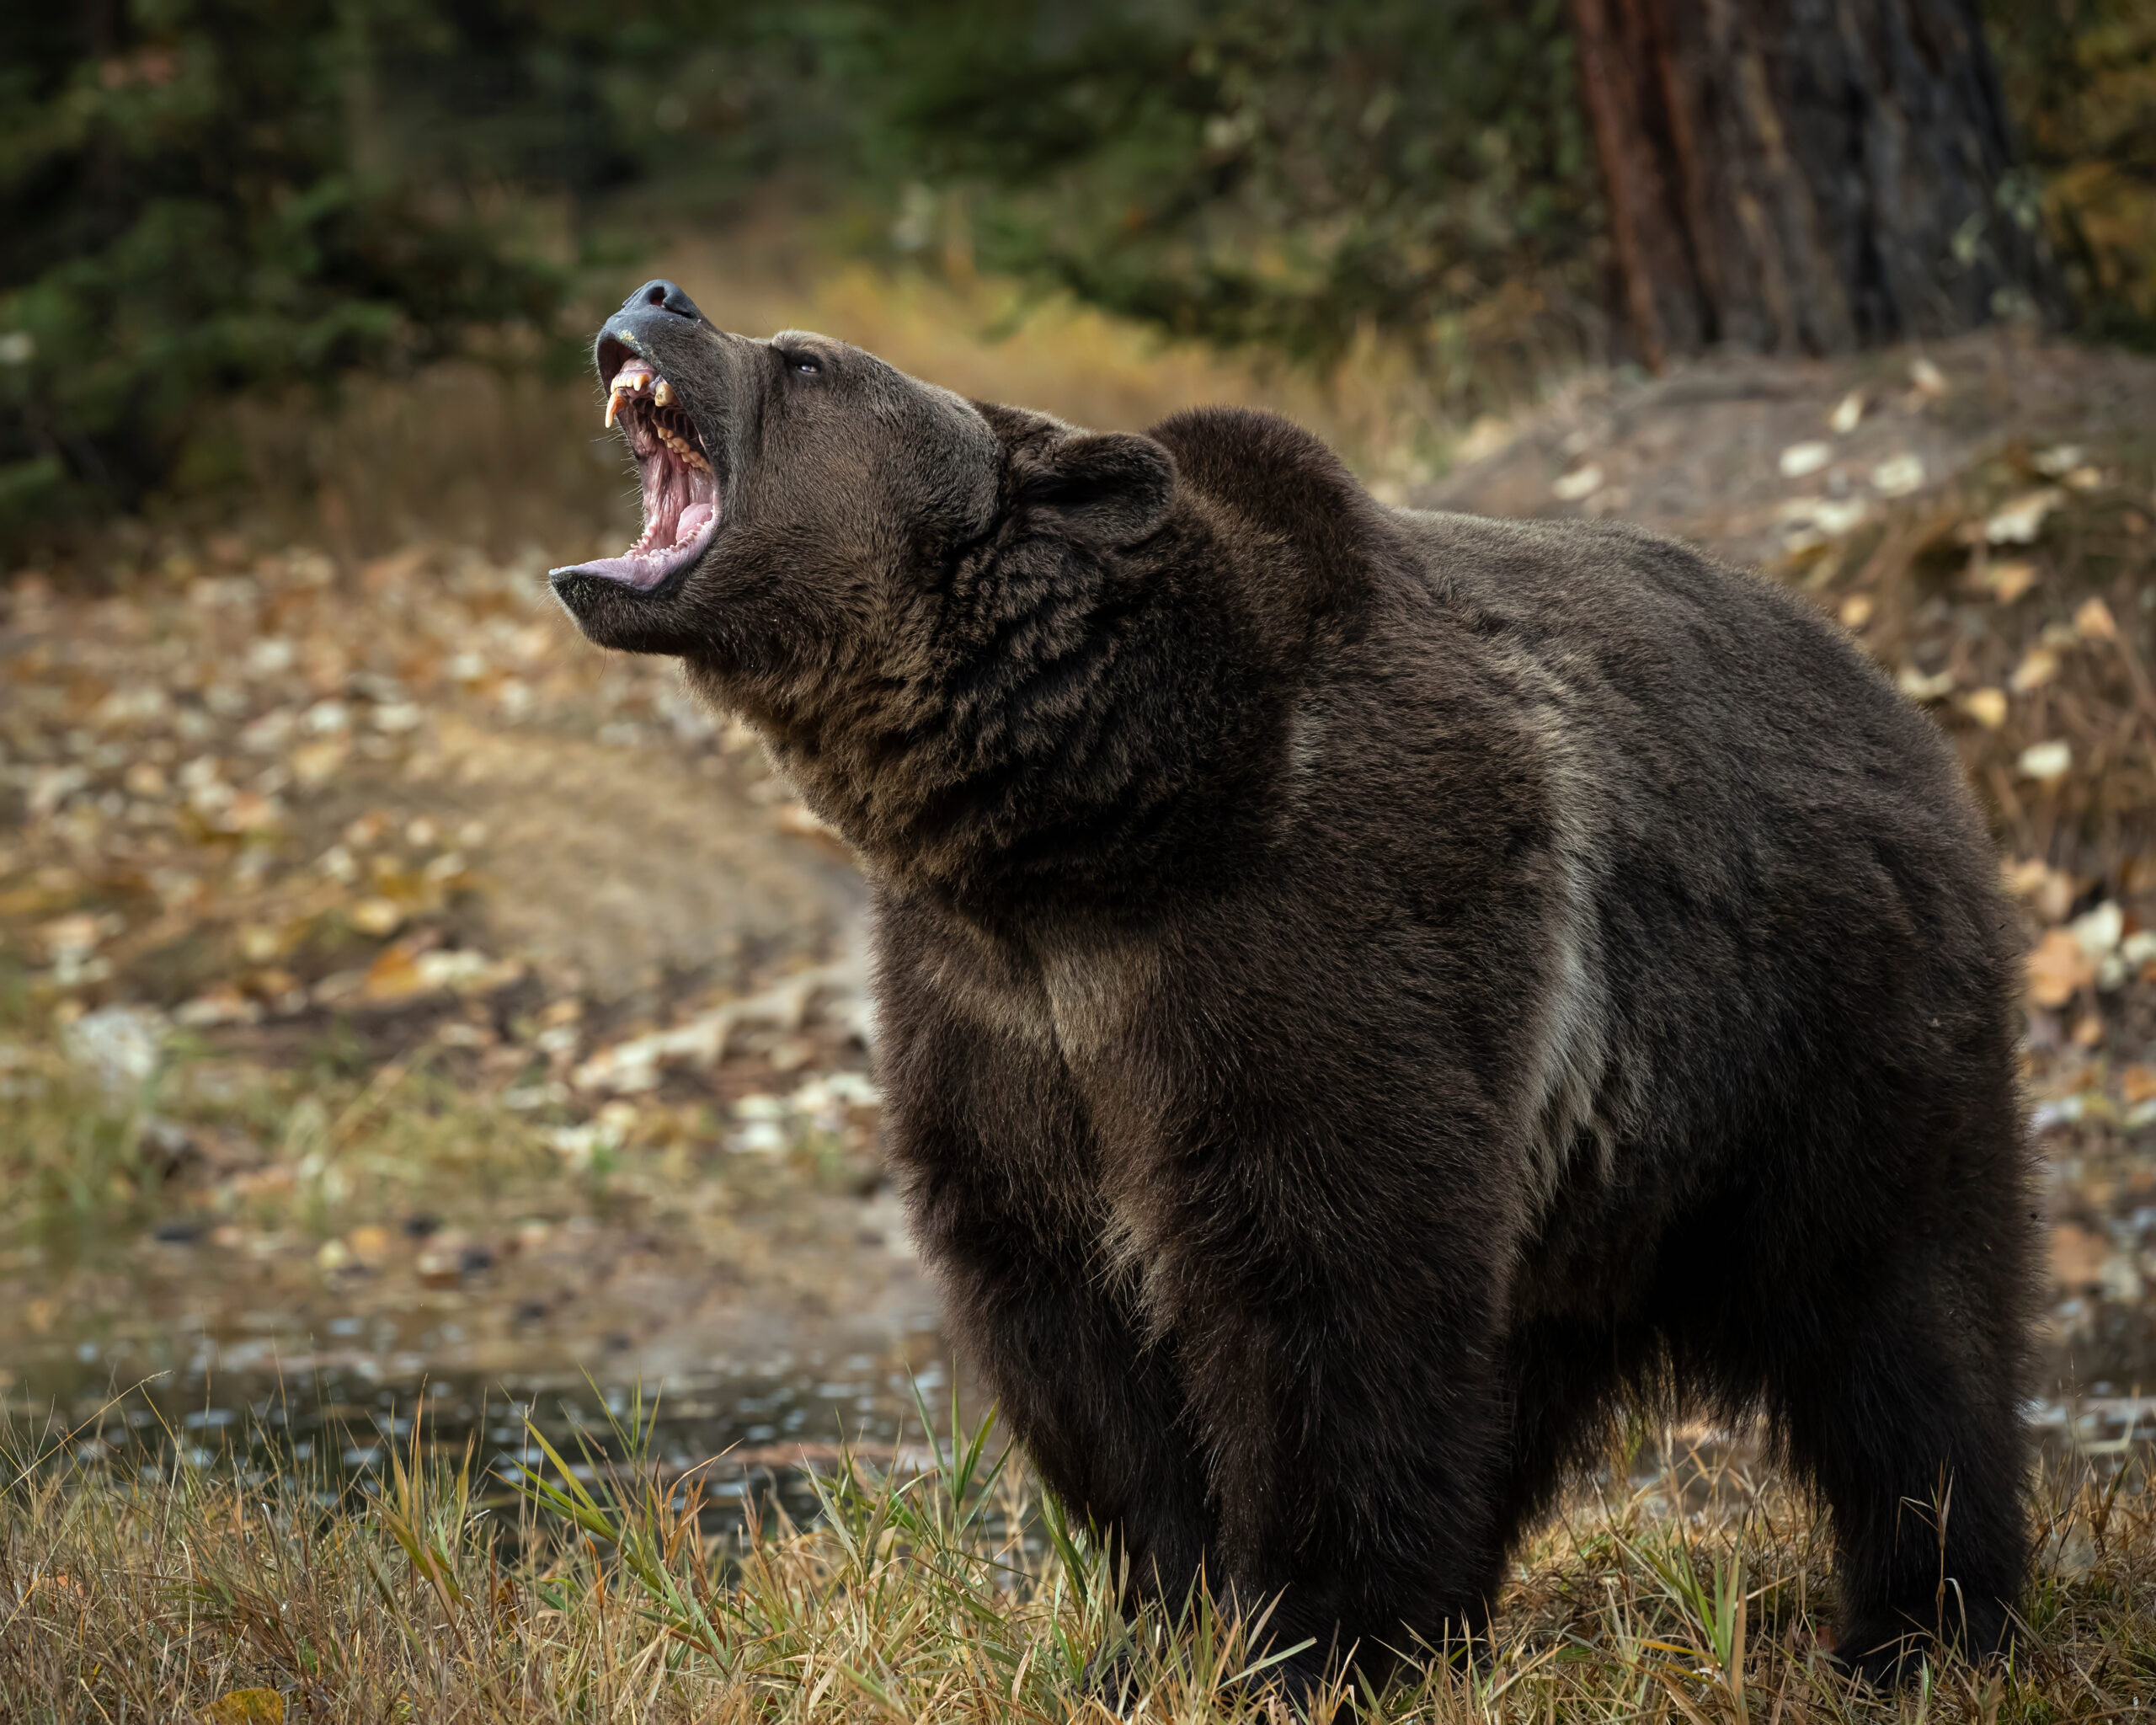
[550,342,720,591]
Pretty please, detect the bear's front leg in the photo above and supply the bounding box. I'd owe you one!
[1129,1122,1522,1699]
[876,953,1217,1614]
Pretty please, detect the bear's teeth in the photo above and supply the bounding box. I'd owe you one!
[654,378,673,407]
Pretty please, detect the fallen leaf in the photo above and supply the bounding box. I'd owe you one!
[350,897,404,937]
[219,790,282,834]
[1780,441,1832,479]
[1828,390,1865,435]
[2051,1224,2107,1289]
[290,738,349,786]
[2033,445,2085,477]
[2009,646,2060,693]
[1551,462,1603,501]
[1908,356,1947,398]
[237,923,291,964]
[2004,857,2077,924]
[2028,928,2095,1007]
[1958,687,2007,729]
[1983,559,2038,603]
[358,940,522,1006]
[2071,900,2123,960]
[2122,1065,2156,1107]
[358,943,424,1001]
[1897,665,1955,702]
[346,1224,392,1261]
[1986,488,2065,545]
[176,988,262,1028]
[1776,496,1870,537]
[1838,594,1874,629]
[2074,596,2118,641]
[1870,453,1925,497]
[2018,740,2072,782]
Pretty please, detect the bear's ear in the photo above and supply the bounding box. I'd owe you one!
[1022,431,1175,547]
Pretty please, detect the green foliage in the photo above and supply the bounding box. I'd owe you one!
[868,0,1605,415]
[1988,0,2156,347]
[4,0,2150,543]
[0,2,585,533]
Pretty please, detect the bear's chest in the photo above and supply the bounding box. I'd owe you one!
[921,921,1157,1072]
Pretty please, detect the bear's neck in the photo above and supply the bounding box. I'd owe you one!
[744,513,1258,910]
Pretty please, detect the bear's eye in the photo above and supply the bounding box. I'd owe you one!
[787,353,823,377]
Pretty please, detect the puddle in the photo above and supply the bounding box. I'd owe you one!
[4,1340,971,1544]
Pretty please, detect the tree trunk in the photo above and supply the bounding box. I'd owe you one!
[1566,0,2066,367]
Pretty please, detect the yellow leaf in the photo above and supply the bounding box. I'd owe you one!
[1984,559,2037,603]
[350,896,404,937]
[2028,927,2095,1008]
[2009,646,2059,693]
[2074,596,2118,641]
[202,1690,285,1725]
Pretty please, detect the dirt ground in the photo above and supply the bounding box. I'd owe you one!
[5,316,2156,1451]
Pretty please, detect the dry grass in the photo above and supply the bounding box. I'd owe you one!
[190,226,1460,569]
[2,1397,2151,1723]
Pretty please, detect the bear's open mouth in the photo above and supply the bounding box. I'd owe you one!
[569,352,721,589]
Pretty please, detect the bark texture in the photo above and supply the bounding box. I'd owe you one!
[1567,0,2064,366]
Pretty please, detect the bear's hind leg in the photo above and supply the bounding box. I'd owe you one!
[1772,1251,2030,1680]
[1495,1316,1631,1550]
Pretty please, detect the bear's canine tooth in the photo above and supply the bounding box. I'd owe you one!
[654,378,673,407]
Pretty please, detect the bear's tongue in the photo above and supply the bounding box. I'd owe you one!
[552,358,720,590]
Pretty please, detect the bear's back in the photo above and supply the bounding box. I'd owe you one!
[1370,504,2016,1159]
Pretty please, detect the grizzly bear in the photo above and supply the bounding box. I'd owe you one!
[552,279,2034,1696]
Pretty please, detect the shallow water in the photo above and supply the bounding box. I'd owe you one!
[4,1339,963,1542]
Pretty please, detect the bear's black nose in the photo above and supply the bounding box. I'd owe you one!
[623,279,709,323]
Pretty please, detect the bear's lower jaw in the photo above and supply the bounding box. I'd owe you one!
[556,351,723,591]
[551,504,719,592]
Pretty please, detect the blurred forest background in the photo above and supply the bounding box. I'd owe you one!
[3,0,2153,546]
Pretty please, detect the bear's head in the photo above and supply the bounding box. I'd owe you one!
[548,279,1174,700]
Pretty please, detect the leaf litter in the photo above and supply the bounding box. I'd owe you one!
[0,526,937,1447]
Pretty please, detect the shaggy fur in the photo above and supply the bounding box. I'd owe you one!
[553,281,2036,1696]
